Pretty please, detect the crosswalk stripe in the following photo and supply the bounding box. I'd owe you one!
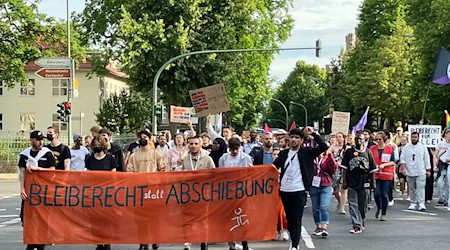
[301,226,315,249]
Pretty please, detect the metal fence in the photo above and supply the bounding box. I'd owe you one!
[0,131,135,166]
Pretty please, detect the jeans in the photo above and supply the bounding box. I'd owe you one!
[310,186,333,224]
[280,191,306,249]
[374,180,390,215]
[348,188,368,228]
[407,175,426,208]
[437,169,448,203]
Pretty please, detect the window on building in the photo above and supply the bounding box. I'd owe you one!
[0,80,3,96]
[20,79,35,96]
[52,79,68,96]
[0,113,3,130]
[20,113,35,131]
[52,114,68,132]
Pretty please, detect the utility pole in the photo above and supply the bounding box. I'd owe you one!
[66,0,73,145]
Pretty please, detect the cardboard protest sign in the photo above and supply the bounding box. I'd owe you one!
[170,105,192,123]
[408,125,442,147]
[23,166,279,244]
[189,84,230,117]
[332,111,350,134]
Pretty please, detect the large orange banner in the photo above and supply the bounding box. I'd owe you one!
[24,165,279,244]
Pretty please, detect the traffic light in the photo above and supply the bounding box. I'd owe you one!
[64,102,71,116]
[315,39,322,58]
[155,104,162,122]
[56,102,71,122]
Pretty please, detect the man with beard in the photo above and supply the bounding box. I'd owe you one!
[19,130,56,250]
[400,132,431,211]
[243,128,262,155]
[273,127,327,250]
[253,132,274,165]
[45,125,71,170]
[342,131,377,234]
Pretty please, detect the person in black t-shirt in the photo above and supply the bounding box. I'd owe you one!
[45,125,71,170]
[342,131,377,234]
[85,135,118,172]
[18,130,56,250]
[98,128,124,172]
[84,135,116,250]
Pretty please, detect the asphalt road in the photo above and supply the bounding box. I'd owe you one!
[1,179,450,250]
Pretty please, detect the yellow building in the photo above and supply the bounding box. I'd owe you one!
[0,59,128,137]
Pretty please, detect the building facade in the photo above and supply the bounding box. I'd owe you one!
[0,60,127,136]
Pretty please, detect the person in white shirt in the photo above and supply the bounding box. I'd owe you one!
[435,130,450,206]
[243,128,262,155]
[400,132,431,211]
[218,137,252,250]
[273,127,327,250]
[439,143,450,211]
[156,134,170,165]
[70,133,89,171]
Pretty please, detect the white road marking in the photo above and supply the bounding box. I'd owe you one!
[0,209,6,211]
[0,194,19,200]
[0,215,19,218]
[402,210,437,216]
[433,206,450,211]
[0,217,21,228]
[301,226,315,249]
[15,208,20,211]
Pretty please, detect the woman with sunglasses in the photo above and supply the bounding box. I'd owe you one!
[369,132,396,221]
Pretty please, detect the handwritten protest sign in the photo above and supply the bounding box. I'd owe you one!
[23,166,279,244]
[332,111,350,134]
[170,105,192,123]
[408,125,441,147]
[189,84,230,117]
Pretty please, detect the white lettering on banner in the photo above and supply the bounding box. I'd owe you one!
[408,125,442,148]
[230,207,249,232]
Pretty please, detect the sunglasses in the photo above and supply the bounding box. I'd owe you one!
[290,135,301,139]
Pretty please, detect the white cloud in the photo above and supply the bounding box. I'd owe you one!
[269,0,363,82]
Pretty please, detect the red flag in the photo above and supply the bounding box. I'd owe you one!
[264,123,272,133]
[289,121,297,131]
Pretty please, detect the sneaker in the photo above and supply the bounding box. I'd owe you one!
[375,209,380,219]
[380,215,386,221]
[437,201,446,206]
[338,209,346,214]
[312,227,322,236]
[408,204,416,210]
[291,248,298,250]
[282,230,290,241]
[426,200,431,204]
[321,229,329,237]
[388,200,394,206]
[350,227,362,234]
[447,207,450,212]
[184,243,191,250]
[419,207,426,212]
[152,244,159,250]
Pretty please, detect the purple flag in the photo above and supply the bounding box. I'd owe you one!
[432,47,450,85]
[351,107,370,134]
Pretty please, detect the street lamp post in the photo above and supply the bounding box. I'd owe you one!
[290,101,308,127]
[151,44,322,135]
[270,99,289,130]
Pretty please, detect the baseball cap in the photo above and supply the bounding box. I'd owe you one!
[396,127,403,131]
[30,130,45,140]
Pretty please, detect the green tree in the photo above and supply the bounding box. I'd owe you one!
[407,0,450,124]
[78,0,293,128]
[0,1,86,87]
[96,91,153,134]
[264,61,327,129]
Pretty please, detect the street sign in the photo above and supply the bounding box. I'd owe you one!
[35,68,71,79]
[35,57,71,68]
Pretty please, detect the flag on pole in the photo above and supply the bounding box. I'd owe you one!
[445,110,450,129]
[216,113,223,135]
[289,121,297,131]
[264,123,272,133]
[351,107,370,135]
[432,47,450,85]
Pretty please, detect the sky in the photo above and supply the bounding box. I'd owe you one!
[38,0,363,84]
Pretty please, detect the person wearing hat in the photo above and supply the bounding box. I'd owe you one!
[18,130,56,250]
[45,125,71,170]
[392,127,404,146]
[70,133,90,171]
